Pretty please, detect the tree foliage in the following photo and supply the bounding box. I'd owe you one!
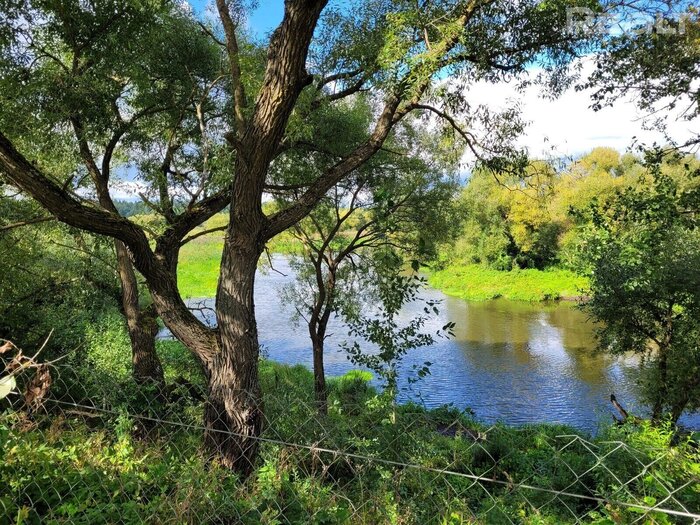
[0,0,662,472]
[442,148,700,271]
[581,151,700,422]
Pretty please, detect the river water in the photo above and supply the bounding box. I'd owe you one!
[168,257,700,433]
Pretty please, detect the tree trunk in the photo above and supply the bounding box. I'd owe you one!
[129,306,162,387]
[311,334,328,415]
[209,230,264,475]
[115,241,165,393]
[670,398,686,425]
[308,260,335,416]
[670,374,699,424]
[651,344,669,423]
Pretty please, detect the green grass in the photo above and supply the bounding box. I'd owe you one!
[178,213,301,298]
[428,264,589,302]
[178,216,589,302]
[3,354,698,524]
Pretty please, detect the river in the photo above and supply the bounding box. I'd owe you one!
[167,257,700,433]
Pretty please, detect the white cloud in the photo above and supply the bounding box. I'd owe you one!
[464,60,698,159]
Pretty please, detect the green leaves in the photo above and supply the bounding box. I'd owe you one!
[583,150,700,420]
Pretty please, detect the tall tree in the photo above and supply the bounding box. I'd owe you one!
[0,0,627,473]
[0,1,227,392]
[581,156,700,423]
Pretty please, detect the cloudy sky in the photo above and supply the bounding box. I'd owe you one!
[466,63,697,159]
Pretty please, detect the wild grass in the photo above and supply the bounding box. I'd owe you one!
[178,213,300,298]
[3,351,697,524]
[428,264,589,302]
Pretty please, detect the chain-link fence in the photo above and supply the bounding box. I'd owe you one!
[1,361,699,524]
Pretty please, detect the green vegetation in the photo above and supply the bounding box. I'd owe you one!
[431,148,700,302]
[1,0,619,473]
[581,157,700,423]
[1,0,699,520]
[178,217,226,299]
[3,347,698,524]
[428,265,588,302]
[178,213,300,298]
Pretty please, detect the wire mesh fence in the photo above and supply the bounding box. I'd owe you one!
[1,361,699,524]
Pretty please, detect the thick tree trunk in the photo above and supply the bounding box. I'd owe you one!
[203,348,262,474]
[115,241,165,393]
[129,306,162,387]
[210,229,264,475]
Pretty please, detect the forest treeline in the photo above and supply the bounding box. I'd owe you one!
[439,146,700,273]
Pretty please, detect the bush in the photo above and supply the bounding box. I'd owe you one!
[2,362,697,524]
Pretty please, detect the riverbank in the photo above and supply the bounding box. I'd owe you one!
[177,214,590,302]
[428,264,589,302]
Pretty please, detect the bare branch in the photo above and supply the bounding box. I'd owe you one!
[216,0,247,139]
[0,216,55,232]
[181,225,228,246]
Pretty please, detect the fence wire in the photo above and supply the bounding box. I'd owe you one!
[1,363,699,524]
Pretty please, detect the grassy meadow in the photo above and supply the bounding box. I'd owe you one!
[427,264,589,302]
[178,213,299,298]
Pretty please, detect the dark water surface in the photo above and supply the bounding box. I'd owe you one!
[167,257,700,433]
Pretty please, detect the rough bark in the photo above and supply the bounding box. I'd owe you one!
[211,234,264,474]
[203,0,329,473]
[116,240,164,390]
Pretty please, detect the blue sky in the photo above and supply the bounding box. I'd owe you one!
[188,0,283,38]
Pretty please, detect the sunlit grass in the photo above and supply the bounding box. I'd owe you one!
[178,213,301,298]
[428,264,589,302]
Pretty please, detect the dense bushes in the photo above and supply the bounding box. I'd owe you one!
[440,148,700,274]
[1,352,698,524]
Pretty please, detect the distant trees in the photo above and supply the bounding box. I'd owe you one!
[442,148,700,271]
[581,153,700,423]
[113,201,152,218]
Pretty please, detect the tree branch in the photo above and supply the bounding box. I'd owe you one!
[409,103,484,160]
[0,216,55,233]
[0,131,155,272]
[216,0,247,139]
[181,225,228,246]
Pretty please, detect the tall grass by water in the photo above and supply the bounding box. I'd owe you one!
[428,264,589,302]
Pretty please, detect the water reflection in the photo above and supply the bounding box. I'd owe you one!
[164,257,699,433]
